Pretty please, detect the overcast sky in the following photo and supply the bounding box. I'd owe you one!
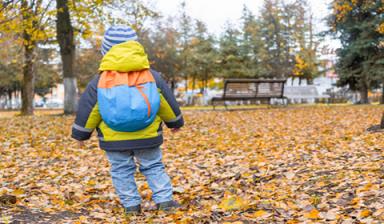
[153,0,339,56]
[155,0,333,34]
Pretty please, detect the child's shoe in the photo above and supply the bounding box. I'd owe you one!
[156,200,181,211]
[124,205,141,215]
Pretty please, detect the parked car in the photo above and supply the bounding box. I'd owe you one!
[45,99,64,108]
[34,100,45,108]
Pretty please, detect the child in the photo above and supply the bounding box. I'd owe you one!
[71,25,184,214]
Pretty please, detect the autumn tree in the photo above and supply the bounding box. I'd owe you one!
[0,32,60,108]
[0,1,54,115]
[75,42,102,91]
[188,20,218,92]
[259,0,287,78]
[35,48,61,99]
[291,14,319,84]
[256,0,321,81]
[0,33,22,109]
[177,1,193,91]
[239,5,265,77]
[145,18,181,92]
[0,61,21,109]
[283,0,319,84]
[329,0,384,104]
[218,23,244,78]
[56,0,77,114]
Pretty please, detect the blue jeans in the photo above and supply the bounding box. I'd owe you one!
[105,147,173,208]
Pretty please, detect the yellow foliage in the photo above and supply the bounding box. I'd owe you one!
[12,189,24,196]
[219,193,249,211]
[304,209,320,219]
[251,210,270,218]
[377,23,384,34]
[333,1,353,22]
[360,209,371,218]
[293,55,307,77]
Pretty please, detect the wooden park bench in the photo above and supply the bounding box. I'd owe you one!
[211,79,288,109]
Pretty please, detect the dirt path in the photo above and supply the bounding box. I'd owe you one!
[1,205,83,224]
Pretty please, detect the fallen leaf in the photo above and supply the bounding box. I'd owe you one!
[251,210,271,218]
[304,209,320,219]
[219,195,248,211]
[359,209,371,218]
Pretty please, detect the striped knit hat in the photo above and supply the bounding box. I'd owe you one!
[101,25,138,55]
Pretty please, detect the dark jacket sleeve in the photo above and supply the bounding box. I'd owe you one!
[71,75,101,141]
[151,69,184,129]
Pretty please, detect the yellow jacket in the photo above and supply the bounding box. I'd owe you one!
[71,41,184,151]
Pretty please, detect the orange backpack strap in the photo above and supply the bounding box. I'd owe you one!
[135,85,151,117]
[98,69,155,88]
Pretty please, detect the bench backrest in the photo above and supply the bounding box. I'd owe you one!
[223,79,286,98]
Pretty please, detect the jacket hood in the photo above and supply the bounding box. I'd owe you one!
[99,41,150,72]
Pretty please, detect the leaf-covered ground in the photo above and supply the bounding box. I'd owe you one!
[1,106,384,223]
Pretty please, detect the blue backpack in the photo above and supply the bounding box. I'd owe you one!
[97,70,160,132]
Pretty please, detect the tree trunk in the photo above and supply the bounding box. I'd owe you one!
[359,84,369,104]
[380,113,384,129]
[170,77,176,94]
[20,0,36,115]
[56,0,77,114]
[192,76,196,92]
[380,84,384,104]
[203,70,208,94]
[7,90,12,110]
[191,76,196,105]
[21,39,36,115]
[184,76,188,92]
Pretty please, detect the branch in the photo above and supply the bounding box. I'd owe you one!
[0,0,20,16]
[1,0,20,12]
[0,15,18,25]
[36,0,54,29]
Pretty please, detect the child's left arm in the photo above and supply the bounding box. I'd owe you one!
[153,71,184,129]
[71,76,101,141]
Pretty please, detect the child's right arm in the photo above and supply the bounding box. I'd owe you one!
[71,76,102,141]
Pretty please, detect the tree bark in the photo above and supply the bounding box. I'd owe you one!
[56,0,77,114]
[7,90,12,110]
[170,77,176,94]
[20,0,37,115]
[21,46,35,115]
[359,84,369,104]
[380,113,384,129]
[21,1,37,115]
[184,76,188,92]
[381,83,384,104]
[191,76,196,105]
